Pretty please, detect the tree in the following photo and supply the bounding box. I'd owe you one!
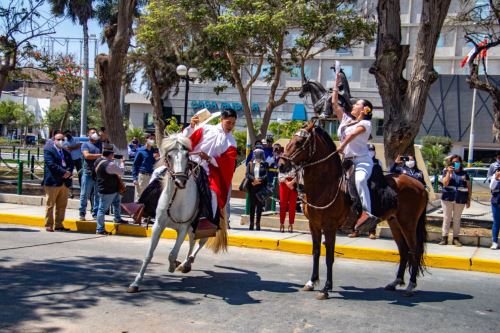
[48,0,93,136]
[163,0,374,144]
[457,0,500,141]
[369,0,452,164]
[0,0,57,97]
[34,53,82,130]
[95,0,138,155]
[0,100,23,132]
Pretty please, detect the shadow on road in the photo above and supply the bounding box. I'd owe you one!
[138,265,301,305]
[0,258,301,331]
[332,285,473,307]
[0,227,40,232]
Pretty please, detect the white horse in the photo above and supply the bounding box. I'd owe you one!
[127,134,227,293]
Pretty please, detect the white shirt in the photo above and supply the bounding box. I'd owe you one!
[337,114,371,158]
[254,162,261,180]
[182,123,237,174]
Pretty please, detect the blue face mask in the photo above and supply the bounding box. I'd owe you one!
[453,162,461,169]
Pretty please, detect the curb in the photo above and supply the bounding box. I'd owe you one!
[1,213,499,275]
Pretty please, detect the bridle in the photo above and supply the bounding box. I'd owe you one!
[282,126,342,210]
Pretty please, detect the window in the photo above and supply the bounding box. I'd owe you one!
[290,65,312,80]
[143,113,154,131]
[252,64,271,80]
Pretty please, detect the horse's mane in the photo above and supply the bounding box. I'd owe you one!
[160,133,192,153]
[314,126,337,152]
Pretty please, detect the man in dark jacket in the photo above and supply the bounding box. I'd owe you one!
[95,148,125,235]
[43,133,74,232]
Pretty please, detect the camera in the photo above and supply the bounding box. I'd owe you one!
[401,156,410,162]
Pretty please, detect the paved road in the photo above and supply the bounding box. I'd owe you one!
[0,224,498,333]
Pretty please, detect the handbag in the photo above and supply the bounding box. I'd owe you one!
[239,177,250,192]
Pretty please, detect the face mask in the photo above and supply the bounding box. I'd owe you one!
[369,151,375,158]
[54,139,64,148]
[405,160,415,168]
[453,162,461,169]
[147,139,155,146]
[132,140,138,145]
[90,133,99,141]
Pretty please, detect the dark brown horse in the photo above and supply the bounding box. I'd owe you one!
[280,123,428,299]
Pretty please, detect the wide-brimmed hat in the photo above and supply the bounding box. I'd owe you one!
[194,108,221,129]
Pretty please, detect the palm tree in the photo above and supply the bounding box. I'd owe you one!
[48,0,93,135]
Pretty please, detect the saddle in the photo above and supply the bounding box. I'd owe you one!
[340,160,398,233]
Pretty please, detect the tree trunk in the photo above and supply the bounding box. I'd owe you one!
[370,0,451,165]
[146,65,166,141]
[80,21,89,137]
[95,0,136,156]
[226,51,256,144]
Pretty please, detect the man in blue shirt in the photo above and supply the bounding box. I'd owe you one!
[133,133,156,201]
[63,130,83,187]
[79,128,102,220]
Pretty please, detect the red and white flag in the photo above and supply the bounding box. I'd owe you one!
[460,39,488,68]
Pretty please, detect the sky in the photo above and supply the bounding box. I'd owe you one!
[33,2,109,75]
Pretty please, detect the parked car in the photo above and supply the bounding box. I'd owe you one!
[429,167,490,193]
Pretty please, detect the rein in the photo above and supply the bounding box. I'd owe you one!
[285,127,342,210]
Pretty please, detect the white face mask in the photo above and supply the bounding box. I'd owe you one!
[90,133,99,141]
[54,139,64,148]
[147,139,155,146]
[405,160,416,169]
[369,151,375,158]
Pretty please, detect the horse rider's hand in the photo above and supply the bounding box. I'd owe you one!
[198,151,211,161]
[337,145,345,155]
[190,115,200,128]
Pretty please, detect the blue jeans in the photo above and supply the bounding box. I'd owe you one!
[79,173,98,217]
[96,192,121,232]
[492,204,500,243]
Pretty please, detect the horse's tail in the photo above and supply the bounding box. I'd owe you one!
[206,208,228,254]
[415,192,428,276]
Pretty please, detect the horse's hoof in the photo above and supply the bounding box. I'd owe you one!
[181,265,192,274]
[315,292,328,300]
[302,284,314,292]
[127,286,139,293]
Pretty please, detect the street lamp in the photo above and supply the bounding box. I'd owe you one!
[69,116,74,132]
[176,64,199,127]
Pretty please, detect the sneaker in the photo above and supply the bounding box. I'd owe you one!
[452,237,462,247]
[92,214,97,220]
[79,215,86,221]
[491,242,498,250]
[438,237,448,245]
[368,232,377,240]
[96,230,112,235]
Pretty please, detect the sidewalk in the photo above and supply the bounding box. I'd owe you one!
[0,198,499,275]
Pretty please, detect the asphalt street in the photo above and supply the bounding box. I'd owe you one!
[0,224,498,333]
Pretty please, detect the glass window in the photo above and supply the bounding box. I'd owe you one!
[375,119,383,136]
[290,65,312,79]
[143,113,154,131]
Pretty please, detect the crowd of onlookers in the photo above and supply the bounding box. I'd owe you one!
[40,127,499,249]
[42,128,160,235]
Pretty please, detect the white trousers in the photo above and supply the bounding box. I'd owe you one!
[352,156,374,213]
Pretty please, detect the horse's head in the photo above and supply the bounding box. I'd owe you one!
[160,134,192,189]
[280,121,316,169]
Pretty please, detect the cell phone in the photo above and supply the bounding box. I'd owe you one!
[401,156,409,162]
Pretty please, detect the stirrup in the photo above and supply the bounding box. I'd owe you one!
[354,212,380,233]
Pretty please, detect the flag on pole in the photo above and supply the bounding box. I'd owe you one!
[460,39,488,68]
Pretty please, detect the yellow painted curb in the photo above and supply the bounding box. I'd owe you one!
[471,258,500,274]
[1,213,499,274]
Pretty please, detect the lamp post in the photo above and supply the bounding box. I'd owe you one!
[69,116,74,132]
[176,65,199,127]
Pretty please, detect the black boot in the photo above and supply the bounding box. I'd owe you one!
[256,222,261,231]
[249,219,254,231]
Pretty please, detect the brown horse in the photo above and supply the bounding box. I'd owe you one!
[280,122,428,299]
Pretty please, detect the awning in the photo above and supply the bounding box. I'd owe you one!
[291,104,307,121]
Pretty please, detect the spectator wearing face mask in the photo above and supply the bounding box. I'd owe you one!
[42,133,74,232]
[132,133,157,201]
[390,154,425,186]
[245,148,268,230]
[246,140,264,165]
[128,137,142,159]
[79,128,102,221]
